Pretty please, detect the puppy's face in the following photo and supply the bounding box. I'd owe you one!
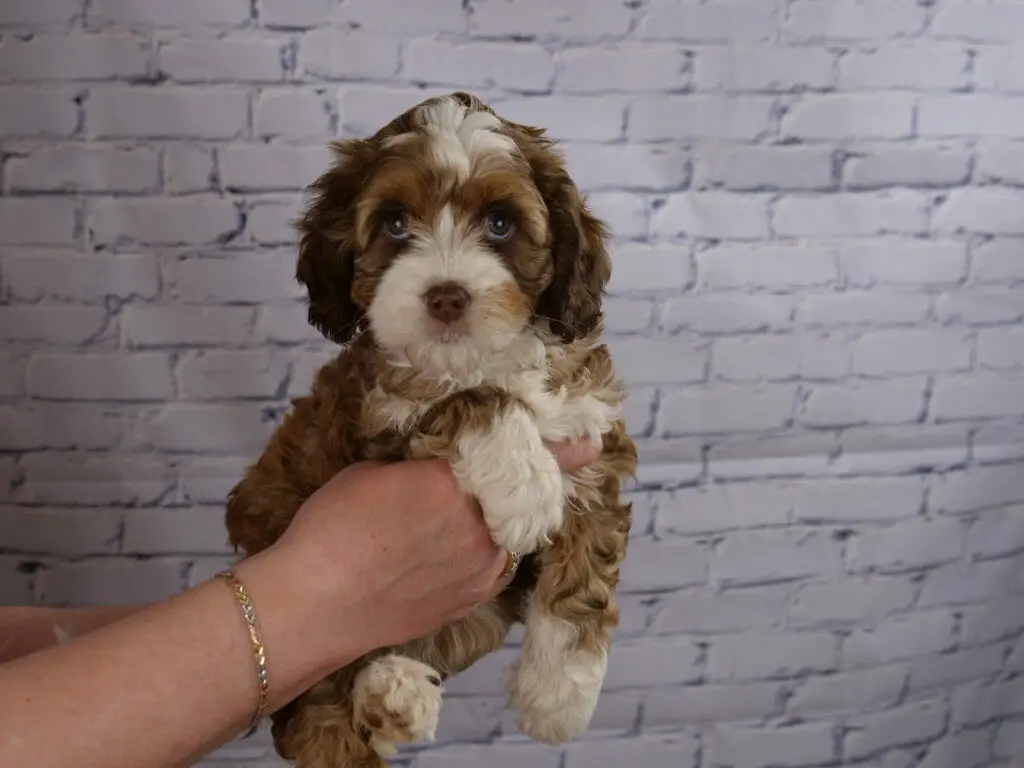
[295,92,611,375]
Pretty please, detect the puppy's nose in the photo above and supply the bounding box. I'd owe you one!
[424,282,471,324]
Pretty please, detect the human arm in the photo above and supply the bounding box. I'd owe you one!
[0,604,145,664]
[0,439,599,768]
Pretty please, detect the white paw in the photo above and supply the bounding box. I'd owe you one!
[453,408,565,554]
[508,613,607,745]
[352,655,443,757]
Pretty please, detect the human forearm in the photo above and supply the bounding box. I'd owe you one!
[0,547,364,768]
[0,603,146,664]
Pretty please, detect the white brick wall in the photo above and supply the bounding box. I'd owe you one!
[1,1,1023,766]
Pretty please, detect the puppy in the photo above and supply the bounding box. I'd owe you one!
[225,91,638,767]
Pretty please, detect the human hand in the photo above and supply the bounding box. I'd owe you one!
[268,438,601,662]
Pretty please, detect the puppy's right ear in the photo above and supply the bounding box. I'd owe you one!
[295,139,374,345]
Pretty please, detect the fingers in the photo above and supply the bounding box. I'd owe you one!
[546,435,602,472]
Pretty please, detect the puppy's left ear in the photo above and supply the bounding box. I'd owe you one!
[528,142,612,343]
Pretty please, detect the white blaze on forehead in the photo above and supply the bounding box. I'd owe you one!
[415,97,517,179]
[417,204,510,290]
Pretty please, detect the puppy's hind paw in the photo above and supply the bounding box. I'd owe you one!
[352,655,444,758]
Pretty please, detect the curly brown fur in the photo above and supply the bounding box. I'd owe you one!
[225,92,638,767]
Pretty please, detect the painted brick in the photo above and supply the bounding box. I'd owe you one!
[659,385,797,436]
[2,252,159,303]
[652,192,771,240]
[8,145,160,193]
[558,45,691,93]
[299,29,401,80]
[713,333,849,381]
[471,0,630,41]
[0,32,149,81]
[695,45,834,91]
[799,378,928,428]
[15,454,174,506]
[919,95,1024,138]
[0,87,80,138]
[843,145,972,189]
[843,612,958,668]
[787,665,906,716]
[708,631,837,680]
[254,89,334,141]
[604,637,702,689]
[697,243,838,289]
[931,374,1024,421]
[90,197,241,246]
[37,558,189,606]
[617,539,707,592]
[0,403,126,452]
[781,94,916,139]
[122,306,254,348]
[565,735,699,768]
[785,0,926,41]
[848,519,967,573]
[88,0,252,29]
[934,188,1024,236]
[332,0,467,35]
[26,352,175,401]
[705,723,836,768]
[160,34,289,83]
[852,329,973,376]
[844,701,948,760]
[693,145,834,191]
[931,2,1024,43]
[406,40,553,92]
[0,0,82,26]
[0,198,78,245]
[974,142,1024,186]
[643,682,785,726]
[713,529,843,586]
[164,144,215,193]
[838,240,967,286]
[791,577,918,625]
[656,482,795,536]
[629,96,774,141]
[663,294,793,335]
[87,87,249,139]
[838,43,970,90]
[773,191,930,237]
[562,143,689,192]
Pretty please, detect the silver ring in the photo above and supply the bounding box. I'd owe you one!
[502,551,522,580]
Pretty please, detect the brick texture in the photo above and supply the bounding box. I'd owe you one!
[0,1,1022,767]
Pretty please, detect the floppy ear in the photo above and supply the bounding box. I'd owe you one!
[294,139,374,345]
[526,139,612,343]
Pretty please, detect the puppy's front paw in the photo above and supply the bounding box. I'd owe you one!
[352,655,443,757]
[453,407,564,554]
[508,613,607,745]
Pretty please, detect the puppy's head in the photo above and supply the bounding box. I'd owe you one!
[294,91,611,374]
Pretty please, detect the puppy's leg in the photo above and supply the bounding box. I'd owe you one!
[271,680,387,768]
[352,655,444,758]
[413,387,565,555]
[507,427,634,744]
[283,602,516,763]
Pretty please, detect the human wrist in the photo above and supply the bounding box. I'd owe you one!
[228,541,368,700]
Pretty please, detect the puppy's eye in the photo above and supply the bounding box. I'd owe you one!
[484,208,514,242]
[382,209,411,241]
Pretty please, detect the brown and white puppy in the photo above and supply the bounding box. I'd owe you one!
[225,91,638,768]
